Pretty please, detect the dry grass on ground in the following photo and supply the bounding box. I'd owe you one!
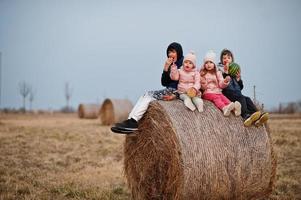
[268,117,301,200]
[0,113,300,199]
[0,113,130,200]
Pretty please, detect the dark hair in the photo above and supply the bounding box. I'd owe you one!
[166,42,183,59]
[220,49,234,64]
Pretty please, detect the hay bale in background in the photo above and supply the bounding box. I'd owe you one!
[124,100,276,200]
[78,104,100,119]
[99,98,133,125]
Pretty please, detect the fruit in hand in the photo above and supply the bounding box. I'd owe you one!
[228,62,240,77]
[187,87,197,98]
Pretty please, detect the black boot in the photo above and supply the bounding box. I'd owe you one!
[111,118,138,134]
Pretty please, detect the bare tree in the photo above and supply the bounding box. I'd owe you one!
[65,82,72,111]
[29,88,36,111]
[298,100,301,112]
[278,103,283,113]
[284,102,297,114]
[19,81,30,112]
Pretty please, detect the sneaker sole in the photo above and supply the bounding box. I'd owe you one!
[229,102,235,111]
[111,127,137,134]
[255,113,269,127]
[244,111,261,127]
[121,127,138,131]
[113,124,138,131]
[234,101,241,116]
[223,103,234,116]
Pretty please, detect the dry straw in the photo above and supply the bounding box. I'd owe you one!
[124,100,276,200]
[78,103,100,119]
[99,98,133,125]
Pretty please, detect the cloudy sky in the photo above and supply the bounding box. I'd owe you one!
[0,0,300,110]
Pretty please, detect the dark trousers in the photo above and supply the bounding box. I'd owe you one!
[223,91,258,119]
[245,96,257,113]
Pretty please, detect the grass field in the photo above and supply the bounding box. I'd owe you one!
[0,113,300,200]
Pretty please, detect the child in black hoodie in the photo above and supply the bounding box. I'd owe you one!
[111,42,184,133]
[219,49,269,127]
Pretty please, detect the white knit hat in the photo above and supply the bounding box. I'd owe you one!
[203,50,216,64]
[184,51,197,67]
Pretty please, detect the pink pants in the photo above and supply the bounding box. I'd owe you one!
[203,93,231,110]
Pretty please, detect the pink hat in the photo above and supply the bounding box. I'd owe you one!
[183,51,197,67]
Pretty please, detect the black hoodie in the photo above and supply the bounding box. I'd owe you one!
[161,42,184,89]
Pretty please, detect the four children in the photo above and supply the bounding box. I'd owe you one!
[111,42,269,134]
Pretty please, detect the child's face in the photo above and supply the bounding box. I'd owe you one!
[168,49,178,62]
[183,60,194,72]
[204,61,215,71]
[222,54,233,65]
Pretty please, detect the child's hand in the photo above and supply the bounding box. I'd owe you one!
[224,76,231,83]
[164,57,174,71]
[200,77,207,85]
[162,94,176,101]
[171,64,177,71]
[236,70,241,81]
[223,63,229,73]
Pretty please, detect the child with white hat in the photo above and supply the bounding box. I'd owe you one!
[200,50,241,116]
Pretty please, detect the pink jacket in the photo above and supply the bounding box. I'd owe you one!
[170,66,201,94]
[200,70,229,95]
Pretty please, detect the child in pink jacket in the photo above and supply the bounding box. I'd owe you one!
[200,50,241,116]
[170,51,203,112]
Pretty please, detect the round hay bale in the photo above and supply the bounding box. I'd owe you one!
[124,100,276,200]
[78,104,100,119]
[99,98,133,125]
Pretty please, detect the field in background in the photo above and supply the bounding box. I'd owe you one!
[268,116,301,199]
[0,113,300,200]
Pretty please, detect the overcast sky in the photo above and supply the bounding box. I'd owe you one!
[0,0,300,110]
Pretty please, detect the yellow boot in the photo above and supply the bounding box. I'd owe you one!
[255,113,269,127]
[244,111,261,127]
